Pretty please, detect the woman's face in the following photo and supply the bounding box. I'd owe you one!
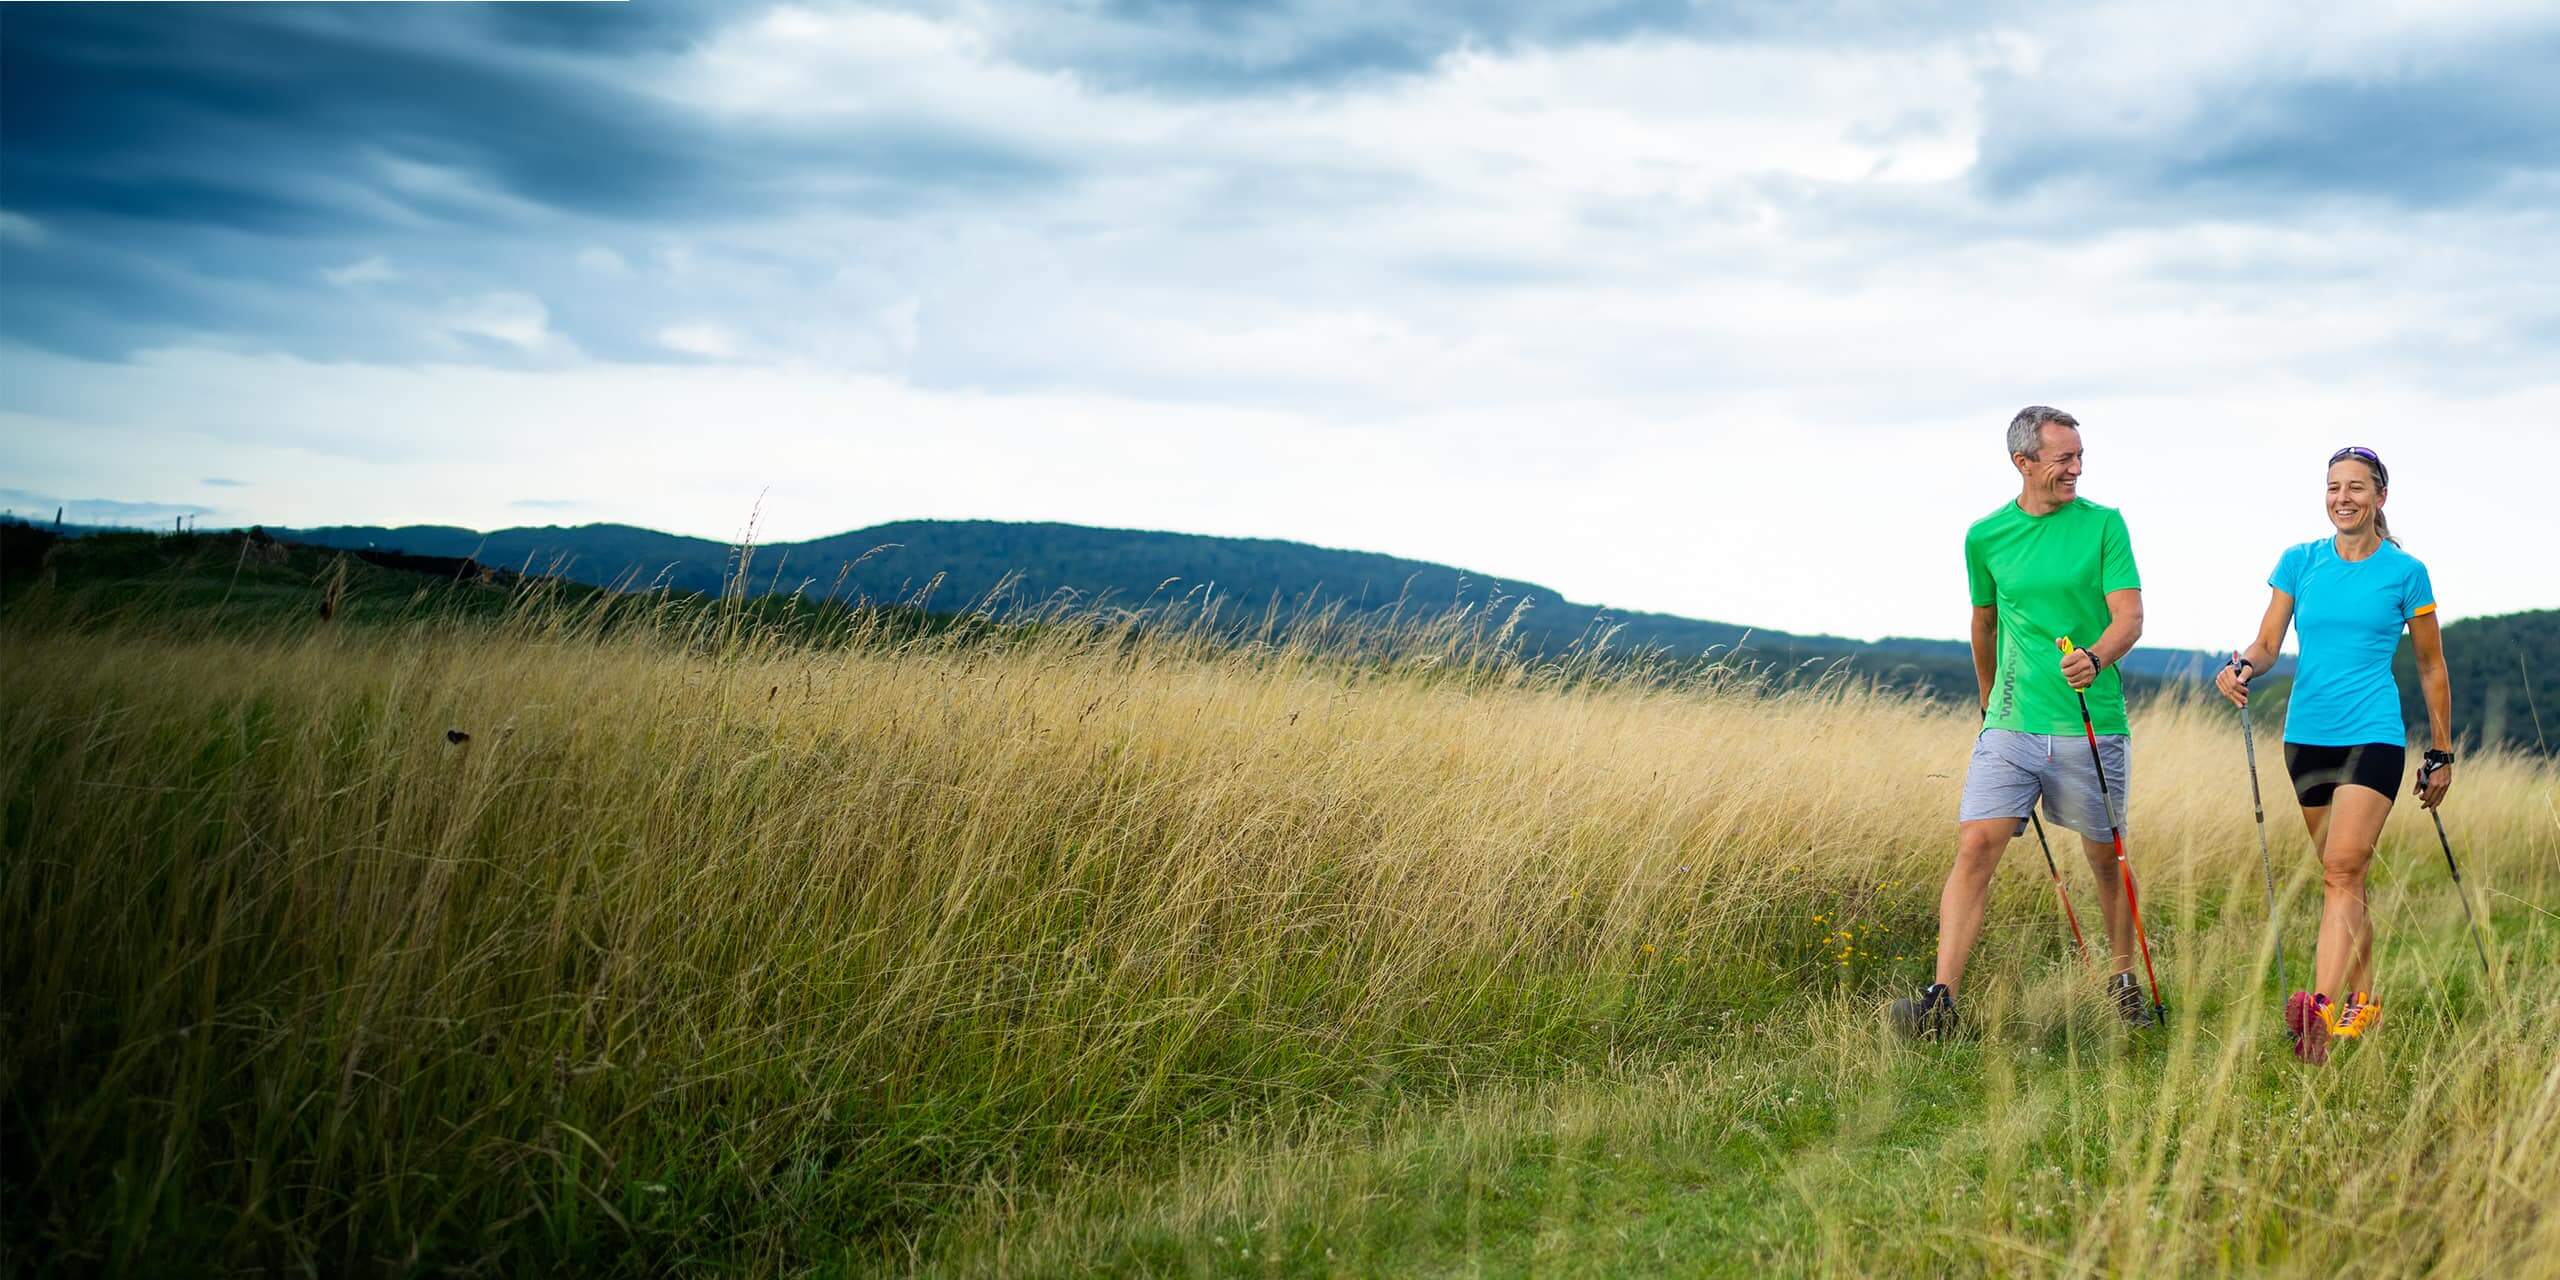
[2326,459,2384,535]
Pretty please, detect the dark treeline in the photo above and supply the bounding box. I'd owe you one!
[2396,608,2558,753]
[271,519,2236,693]
[23,519,2551,749]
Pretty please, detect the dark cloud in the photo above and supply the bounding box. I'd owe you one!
[1002,0,1678,90]
[6,0,2557,384]
[2,4,1061,228]
[3,7,693,229]
[0,224,309,356]
[0,3,1067,358]
[1001,0,1995,93]
[1975,37,2560,210]
[467,0,732,54]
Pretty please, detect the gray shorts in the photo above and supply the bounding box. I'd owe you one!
[1957,728,2129,841]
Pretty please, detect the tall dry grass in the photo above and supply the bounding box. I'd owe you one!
[3,596,2552,1274]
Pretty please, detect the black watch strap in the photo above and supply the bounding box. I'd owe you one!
[2424,748,2456,765]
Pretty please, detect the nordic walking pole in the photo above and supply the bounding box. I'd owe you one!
[2029,811,2089,958]
[2057,638,2166,1021]
[2418,759,2493,981]
[2238,686,2284,1000]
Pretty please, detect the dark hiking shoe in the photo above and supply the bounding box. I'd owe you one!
[1888,983,1959,1041]
[2108,972,2157,1028]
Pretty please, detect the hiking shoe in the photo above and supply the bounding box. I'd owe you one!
[2108,972,2156,1028]
[1888,983,1959,1041]
[2285,991,2333,1065]
[2332,991,2381,1040]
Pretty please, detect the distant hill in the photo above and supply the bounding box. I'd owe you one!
[274,518,2250,698]
[25,517,2555,748]
[280,517,1851,652]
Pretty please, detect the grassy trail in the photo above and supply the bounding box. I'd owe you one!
[922,913,2554,1277]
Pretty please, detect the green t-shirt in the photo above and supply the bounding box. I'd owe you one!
[1964,497,2141,735]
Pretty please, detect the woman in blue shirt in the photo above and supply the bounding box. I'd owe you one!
[2214,446,2454,1064]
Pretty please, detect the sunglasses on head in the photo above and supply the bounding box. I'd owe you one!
[2329,446,2388,485]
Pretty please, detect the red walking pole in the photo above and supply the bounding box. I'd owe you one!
[2058,638,2166,1021]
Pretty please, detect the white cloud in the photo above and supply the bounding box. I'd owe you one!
[324,255,401,287]
[0,210,44,246]
[441,292,559,352]
[576,245,632,277]
[367,148,555,224]
[666,5,1106,133]
[585,7,2552,418]
[659,323,739,358]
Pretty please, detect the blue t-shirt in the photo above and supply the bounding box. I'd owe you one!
[2271,538,2435,747]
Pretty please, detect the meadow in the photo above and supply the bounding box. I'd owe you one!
[4,578,2554,1276]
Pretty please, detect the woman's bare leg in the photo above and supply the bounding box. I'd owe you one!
[2311,785,2393,999]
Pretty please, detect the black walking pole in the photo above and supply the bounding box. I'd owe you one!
[2237,680,2285,1001]
[2418,759,2493,980]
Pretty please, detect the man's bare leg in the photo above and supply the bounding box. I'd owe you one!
[1936,818,2022,995]
[2077,834,2135,977]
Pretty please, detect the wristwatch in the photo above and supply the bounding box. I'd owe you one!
[2423,748,2456,766]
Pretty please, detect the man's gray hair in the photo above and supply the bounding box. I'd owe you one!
[2007,406,2080,459]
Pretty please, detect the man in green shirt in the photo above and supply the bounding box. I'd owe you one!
[1891,406,2149,1038]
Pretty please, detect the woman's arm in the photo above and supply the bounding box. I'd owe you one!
[2410,612,2454,807]
[2214,589,2294,707]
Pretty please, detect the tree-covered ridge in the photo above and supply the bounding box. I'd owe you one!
[278,518,1805,649]
[265,520,2554,746]
[2396,608,2559,753]
[274,519,2233,683]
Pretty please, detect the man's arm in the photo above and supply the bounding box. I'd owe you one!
[2061,588,2144,689]
[1970,604,1999,710]
[2093,587,2144,670]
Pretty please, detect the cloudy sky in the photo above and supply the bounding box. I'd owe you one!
[2,1,2552,649]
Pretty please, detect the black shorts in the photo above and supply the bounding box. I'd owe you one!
[2283,742,2406,808]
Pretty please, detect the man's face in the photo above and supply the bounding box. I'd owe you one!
[2014,424,2083,503]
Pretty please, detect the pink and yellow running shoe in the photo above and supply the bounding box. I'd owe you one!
[2285,991,2333,1065]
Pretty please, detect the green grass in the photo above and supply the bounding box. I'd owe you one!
[922,912,2552,1278]
[3,558,2553,1276]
